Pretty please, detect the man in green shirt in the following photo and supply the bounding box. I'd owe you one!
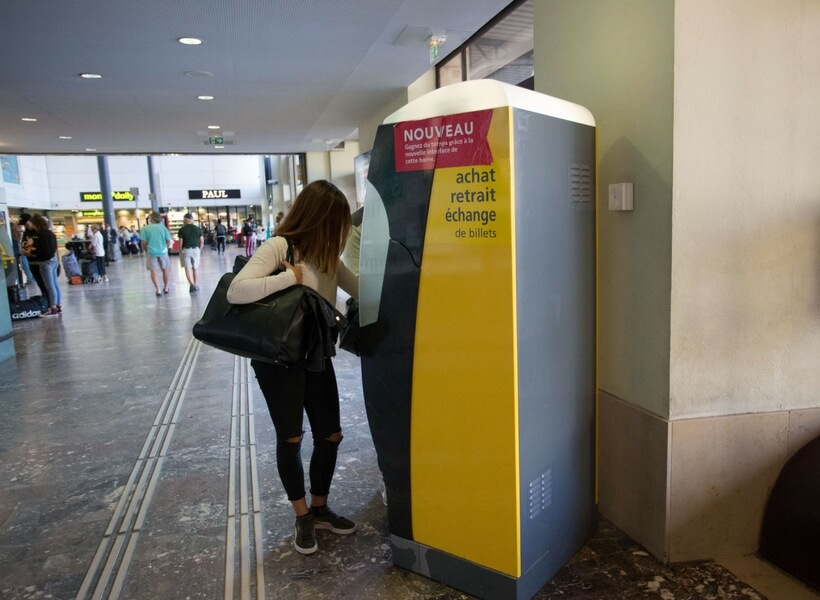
[141,211,173,296]
[177,213,204,292]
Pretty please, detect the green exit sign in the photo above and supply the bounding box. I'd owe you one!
[209,136,224,145]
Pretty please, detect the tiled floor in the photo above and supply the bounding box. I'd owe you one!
[1,246,817,600]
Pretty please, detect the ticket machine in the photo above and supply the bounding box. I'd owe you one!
[358,80,596,600]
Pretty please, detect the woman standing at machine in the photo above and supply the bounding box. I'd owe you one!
[227,180,357,555]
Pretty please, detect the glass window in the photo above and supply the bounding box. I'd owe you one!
[436,0,533,88]
[468,0,533,85]
[438,52,464,87]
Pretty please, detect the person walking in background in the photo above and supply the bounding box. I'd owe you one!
[12,219,36,287]
[118,226,132,255]
[214,219,227,255]
[129,228,142,254]
[177,212,203,292]
[102,223,111,266]
[90,224,108,282]
[24,214,62,316]
[19,213,46,297]
[140,211,173,296]
[227,180,358,556]
[107,223,119,261]
[242,216,256,257]
[255,223,266,247]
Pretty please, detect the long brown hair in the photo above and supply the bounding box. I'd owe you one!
[276,180,352,276]
[30,214,50,232]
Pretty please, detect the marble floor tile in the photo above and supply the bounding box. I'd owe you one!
[0,247,801,600]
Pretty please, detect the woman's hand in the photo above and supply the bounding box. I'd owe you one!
[282,260,303,284]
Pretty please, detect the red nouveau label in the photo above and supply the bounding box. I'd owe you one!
[393,109,493,172]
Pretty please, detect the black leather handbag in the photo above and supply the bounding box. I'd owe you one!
[192,239,344,370]
[192,274,342,369]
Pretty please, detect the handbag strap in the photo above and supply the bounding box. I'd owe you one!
[272,235,294,275]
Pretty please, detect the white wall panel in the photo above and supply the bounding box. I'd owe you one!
[1,156,51,208]
[670,0,820,418]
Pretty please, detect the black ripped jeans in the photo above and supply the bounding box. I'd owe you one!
[251,359,342,501]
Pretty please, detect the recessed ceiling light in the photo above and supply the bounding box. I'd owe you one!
[185,71,213,78]
[207,125,220,129]
[85,148,97,152]
[198,95,214,100]
[80,73,102,79]
[21,117,38,122]
[59,136,72,140]
[214,145,224,149]
[178,37,203,45]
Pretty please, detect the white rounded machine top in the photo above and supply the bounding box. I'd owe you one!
[384,79,595,127]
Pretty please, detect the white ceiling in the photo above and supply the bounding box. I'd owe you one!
[0,0,514,156]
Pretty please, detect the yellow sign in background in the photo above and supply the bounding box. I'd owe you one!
[410,107,522,576]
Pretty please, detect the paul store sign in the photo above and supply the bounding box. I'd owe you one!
[188,189,241,200]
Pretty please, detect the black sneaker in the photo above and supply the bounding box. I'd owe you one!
[293,513,317,555]
[310,505,357,534]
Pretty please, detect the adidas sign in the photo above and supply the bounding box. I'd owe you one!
[11,309,43,320]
